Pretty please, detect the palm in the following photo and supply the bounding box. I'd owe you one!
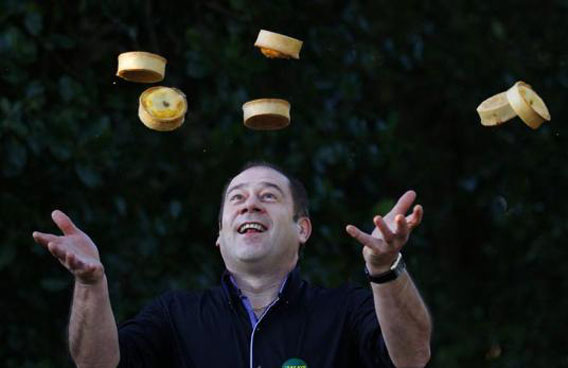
[33,210,104,284]
[346,190,423,271]
[57,232,102,280]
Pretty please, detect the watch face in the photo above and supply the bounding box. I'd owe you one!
[390,253,403,270]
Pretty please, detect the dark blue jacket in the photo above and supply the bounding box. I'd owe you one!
[118,267,395,368]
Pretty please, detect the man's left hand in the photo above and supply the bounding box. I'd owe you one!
[346,190,423,275]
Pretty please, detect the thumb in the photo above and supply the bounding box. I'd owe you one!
[51,210,80,235]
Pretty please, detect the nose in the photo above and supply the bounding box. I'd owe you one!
[239,195,264,215]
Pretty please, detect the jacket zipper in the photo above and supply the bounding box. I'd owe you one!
[249,297,280,368]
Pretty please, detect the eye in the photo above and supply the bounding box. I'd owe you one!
[229,193,244,201]
[261,192,277,200]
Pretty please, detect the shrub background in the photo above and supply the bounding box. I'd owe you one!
[1,1,567,367]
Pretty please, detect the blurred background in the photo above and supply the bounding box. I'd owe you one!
[1,0,567,366]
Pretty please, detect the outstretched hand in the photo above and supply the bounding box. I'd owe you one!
[346,190,423,274]
[33,210,104,285]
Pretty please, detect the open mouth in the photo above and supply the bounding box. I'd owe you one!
[237,222,267,234]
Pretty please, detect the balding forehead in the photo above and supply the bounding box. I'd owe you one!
[227,181,285,197]
[230,166,289,185]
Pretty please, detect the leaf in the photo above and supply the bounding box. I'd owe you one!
[372,198,396,217]
[185,50,210,78]
[40,277,70,292]
[75,164,102,188]
[24,11,42,36]
[2,137,27,177]
[0,243,16,270]
[114,196,127,216]
[229,0,245,10]
[58,76,76,102]
[50,33,75,49]
[169,200,182,218]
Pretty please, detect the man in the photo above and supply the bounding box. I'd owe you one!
[33,162,431,368]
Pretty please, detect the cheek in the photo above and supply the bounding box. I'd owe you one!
[217,229,231,249]
[220,226,232,239]
[221,210,234,229]
[275,222,300,240]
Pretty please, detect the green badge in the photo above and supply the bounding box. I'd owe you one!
[282,358,308,368]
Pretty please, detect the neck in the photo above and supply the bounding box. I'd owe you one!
[229,265,291,310]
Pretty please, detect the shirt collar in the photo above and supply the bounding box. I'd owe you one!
[221,265,303,306]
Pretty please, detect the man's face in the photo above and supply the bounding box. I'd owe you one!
[217,166,311,273]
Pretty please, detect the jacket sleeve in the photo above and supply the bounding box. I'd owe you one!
[348,286,396,368]
[117,293,175,368]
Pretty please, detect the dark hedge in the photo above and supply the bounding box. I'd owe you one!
[1,0,567,367]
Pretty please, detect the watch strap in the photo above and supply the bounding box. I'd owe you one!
[365,253,406,284]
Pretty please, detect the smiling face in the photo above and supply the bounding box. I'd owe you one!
[216,166,311,274]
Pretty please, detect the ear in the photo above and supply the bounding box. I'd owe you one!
[296,217,312,244]
[215,234,220,248]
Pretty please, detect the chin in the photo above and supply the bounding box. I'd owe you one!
[234,247,269,263]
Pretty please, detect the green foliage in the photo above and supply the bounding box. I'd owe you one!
[1,0,568,366]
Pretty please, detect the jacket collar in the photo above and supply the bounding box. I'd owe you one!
[221,265,303,306]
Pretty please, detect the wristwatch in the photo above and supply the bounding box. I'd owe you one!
[365,253,406,284]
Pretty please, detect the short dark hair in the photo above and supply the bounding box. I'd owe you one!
[218,161,310,228]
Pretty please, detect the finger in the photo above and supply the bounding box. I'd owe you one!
[84,263,98,275]
[32,232,60,248]
[345,225,381,251]
[388,190,417,218]
[47,242,67,261]
[51,210,80,236]
[373,216,395,243]
[394,214,409,239]
[406,204,424,229]
[66,252,86,271]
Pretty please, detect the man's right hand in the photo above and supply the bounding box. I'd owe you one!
[33,210,104,285]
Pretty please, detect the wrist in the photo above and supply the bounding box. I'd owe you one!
[365,253,399,275]
[75,272,106,288]
[365,262,391,275]
[365,253,406,284]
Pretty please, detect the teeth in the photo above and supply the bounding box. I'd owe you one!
[238,222,266,233]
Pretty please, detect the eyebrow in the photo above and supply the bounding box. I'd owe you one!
[226,181,285,197]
